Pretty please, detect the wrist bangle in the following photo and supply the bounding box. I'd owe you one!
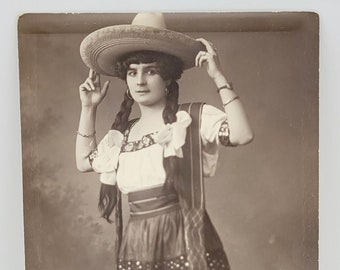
[217,82,233,93]
[223,96,239,107]
[77,130,96,138]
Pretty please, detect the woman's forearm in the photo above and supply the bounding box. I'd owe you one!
[75,106,98,172]
[214,74,254,145]
[193,38,253,145]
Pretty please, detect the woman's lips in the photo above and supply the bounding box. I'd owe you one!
[136,90,150,94]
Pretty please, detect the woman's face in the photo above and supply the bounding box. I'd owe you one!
[126,62,168,107]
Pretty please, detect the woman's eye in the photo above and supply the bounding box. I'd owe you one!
[147,69,157,75]
[127,71,136,76]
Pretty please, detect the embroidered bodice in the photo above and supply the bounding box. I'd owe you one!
[91,105,228,194]
[121,130,157,153]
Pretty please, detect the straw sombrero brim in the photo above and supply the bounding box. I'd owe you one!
[80,25,205,76]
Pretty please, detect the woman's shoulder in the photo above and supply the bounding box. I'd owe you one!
[202,104,225,115]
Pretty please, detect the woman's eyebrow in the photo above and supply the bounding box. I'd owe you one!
[127,66,159,73]
[144,66,159,71]
[129,63,158,69]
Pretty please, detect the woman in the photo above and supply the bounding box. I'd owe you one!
[76,13,253,270]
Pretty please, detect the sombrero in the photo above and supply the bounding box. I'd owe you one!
[80,13,205,76]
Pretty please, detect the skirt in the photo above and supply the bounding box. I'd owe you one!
[117,186,230,270]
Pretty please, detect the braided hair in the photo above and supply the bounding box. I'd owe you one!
[97,90,134,222]
[99,51,184,222]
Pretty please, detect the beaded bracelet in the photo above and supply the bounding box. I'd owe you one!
[217,82,233,93]
[76,130,96,138]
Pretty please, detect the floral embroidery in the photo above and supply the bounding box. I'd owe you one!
[121,111,191,154]
[88,149,98,166]
[121,133,157,153]
[218,120,235,147]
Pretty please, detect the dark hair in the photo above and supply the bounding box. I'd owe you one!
[115,50,183,81]
[98,51,184,222]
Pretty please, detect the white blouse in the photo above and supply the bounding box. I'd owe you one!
[91,104,227,194]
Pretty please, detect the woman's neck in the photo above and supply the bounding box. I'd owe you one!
[129,103,167,138]
[138,102,166,123]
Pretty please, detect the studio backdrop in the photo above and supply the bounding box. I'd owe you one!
[18,12,318,270]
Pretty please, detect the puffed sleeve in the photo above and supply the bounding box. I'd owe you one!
[90,130,124,185]
[200,105,228,177]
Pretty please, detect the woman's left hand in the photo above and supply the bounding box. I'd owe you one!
[195,38,224,80]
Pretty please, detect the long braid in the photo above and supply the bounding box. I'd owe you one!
[162,80,179,124]
[98,91,134,223]
[111,91,135,132]
[162,80,181,190]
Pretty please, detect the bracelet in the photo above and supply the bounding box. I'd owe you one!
[223,96,239,107]
[77,130,96,138]
[217,82,233,93]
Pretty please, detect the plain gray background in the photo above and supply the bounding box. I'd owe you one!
[1,1,339,270]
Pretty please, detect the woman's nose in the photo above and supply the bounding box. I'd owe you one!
[136,73,146,86]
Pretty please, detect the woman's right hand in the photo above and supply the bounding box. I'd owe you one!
[79,69,110,108]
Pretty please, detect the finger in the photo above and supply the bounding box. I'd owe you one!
[79,84,86,91]
[101,80,110,96]
[79,83,92,91]
[208,41,216,49]
[195,51,208,67]
[88,69,95,80]
[208,41,218,52]
[195,51,205,66]
[86,78,95,90]
[94,73,101,87]
[209,42,217,53]
[198,55,208,67]
[196,38,215,54]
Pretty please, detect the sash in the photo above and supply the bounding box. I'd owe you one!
[178,102,207,270]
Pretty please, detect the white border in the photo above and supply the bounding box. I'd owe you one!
[2,1,339,269]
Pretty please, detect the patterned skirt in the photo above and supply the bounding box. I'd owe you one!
[117,186,230,270]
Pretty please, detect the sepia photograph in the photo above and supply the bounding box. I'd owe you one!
[17,12,318,270]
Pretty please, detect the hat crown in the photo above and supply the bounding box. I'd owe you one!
[131,13,167,29]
